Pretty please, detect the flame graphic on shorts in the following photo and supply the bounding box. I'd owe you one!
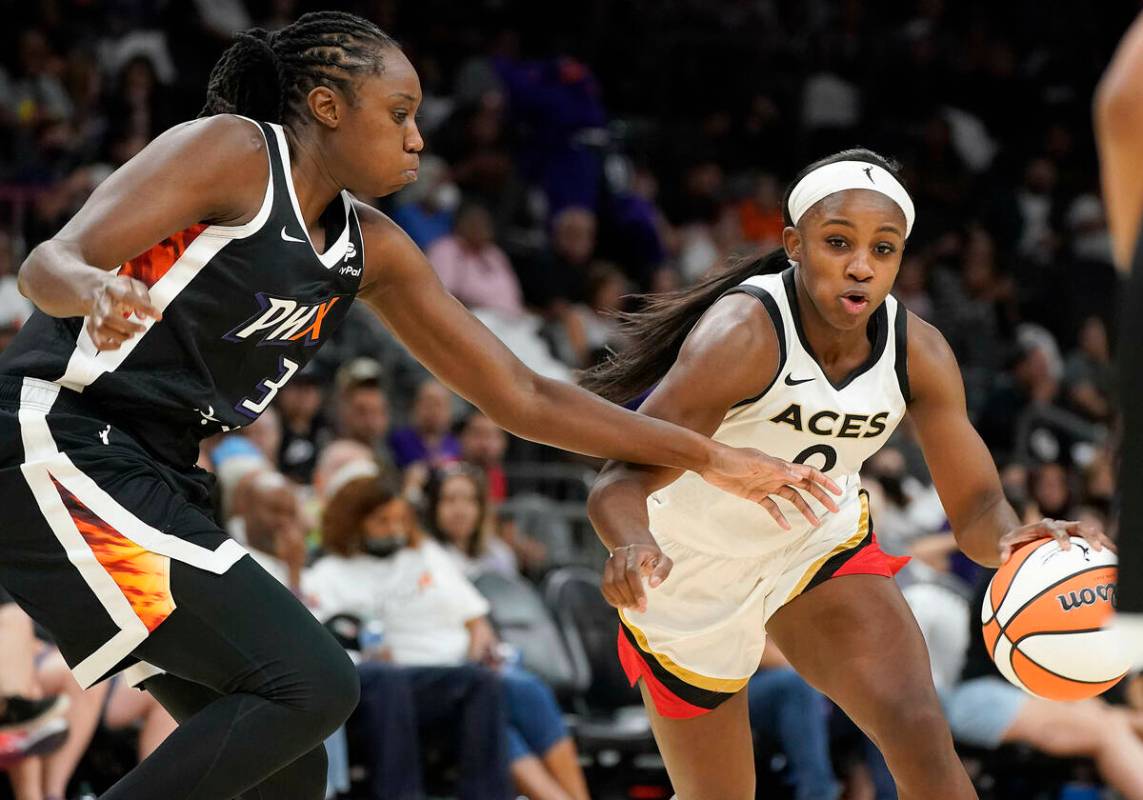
[51,477,174,632]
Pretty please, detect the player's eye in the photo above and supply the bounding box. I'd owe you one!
[393,109,408,123]
[826,237,848,249]
[876,243,897,255]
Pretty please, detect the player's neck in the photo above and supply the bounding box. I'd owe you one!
[792,272,871,371]
[285,130,343,230]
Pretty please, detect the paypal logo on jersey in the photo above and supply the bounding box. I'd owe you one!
[224,292,349,347]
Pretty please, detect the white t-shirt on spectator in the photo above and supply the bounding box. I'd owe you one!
[306,539,490,666]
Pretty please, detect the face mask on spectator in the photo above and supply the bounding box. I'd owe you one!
[364,535,407,559]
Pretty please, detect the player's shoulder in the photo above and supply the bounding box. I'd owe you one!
[137,114,269,195]
[904,310,961,400]
[905,310,956,366]
[351,199,425,286]
[156,114,267,161]
[682,291,781,364]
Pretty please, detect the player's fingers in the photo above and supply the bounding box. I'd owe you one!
[800,479,841,515]
[624,549,647,612]
[606,553,635,609]
[1069,521,1115,553]
[99,314,147,338]
[777,486,821,527]
[760,497,791,531]
[1047,519,1072,549]
[795,465,842,498]
[601,559,625,608]
[647,554,673,588]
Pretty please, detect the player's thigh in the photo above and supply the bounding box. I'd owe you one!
[637,680,755,800]
[765,574,943,736]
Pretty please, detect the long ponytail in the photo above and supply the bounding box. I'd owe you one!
[200,29,283,121]
[580,248,789,404]
[580,145,905,404]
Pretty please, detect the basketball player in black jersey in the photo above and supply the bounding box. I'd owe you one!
[0,12,840,800]
[1097,11,1143,667]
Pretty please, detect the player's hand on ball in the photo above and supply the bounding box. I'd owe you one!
[701,444,842,529]
[998,518,1116,564]
[603,543,672,613]
[86,274,162,351]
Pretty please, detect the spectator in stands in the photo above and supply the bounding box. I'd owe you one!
[425,464,518,578]
[518,206,598,315]
[228,470,307,593]
[425,202,525,317]
[311,439,377,504]
[388,379,460,471]
[310,475,589,800]
[0,596,68,766]
[306,472,513,800]
[8,647,177,800]
[390,155,460,251]
[748,642,840,800]
[1029,462,1074,521]
[737,173,785,249]
[1064,316,1115,424]
[457,411,510,503]
[242,406,282,466]
[334,358,394,464]
[274,367,331,484]
[0,231,32,328]
[564,262,629,368]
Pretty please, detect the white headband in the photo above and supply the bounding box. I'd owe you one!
[787,160,915,237]
[325,459,380,500]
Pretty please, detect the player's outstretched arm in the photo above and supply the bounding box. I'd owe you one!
[17,115,268,349]
[1095,10,1143,272]
[906,313,1113,566]
[356,206,840,508]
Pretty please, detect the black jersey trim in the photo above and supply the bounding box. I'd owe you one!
[720,284,786,409]
[893,301,911,405]
[781,267,888,392]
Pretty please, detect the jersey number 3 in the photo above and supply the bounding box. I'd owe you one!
[237,357,299,419]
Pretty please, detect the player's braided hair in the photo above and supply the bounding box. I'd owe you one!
[200,11,398,125]
[581,148,904,404]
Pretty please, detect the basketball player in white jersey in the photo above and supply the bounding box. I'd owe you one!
[581,148,1114,800]
[1095,10,1143,669]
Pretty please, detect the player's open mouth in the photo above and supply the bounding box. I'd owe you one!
[840,293,869,314]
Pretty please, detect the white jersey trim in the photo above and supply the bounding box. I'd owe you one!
[269,123,352,269]
[16,377,248,687]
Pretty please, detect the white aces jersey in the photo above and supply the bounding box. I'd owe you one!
[647,267,911,560]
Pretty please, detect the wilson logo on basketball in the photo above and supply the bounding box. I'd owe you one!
[1057,582,1117,612]
[224,292,350,347]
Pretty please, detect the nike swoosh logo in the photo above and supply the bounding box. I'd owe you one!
[784,375,815,386]
[281,226,306,243]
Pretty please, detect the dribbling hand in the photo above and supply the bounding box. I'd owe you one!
[998,518,1117,564]
[86,274,161,351]
[602,542,672,613]
[701,445,843,529]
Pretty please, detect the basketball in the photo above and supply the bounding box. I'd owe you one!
[982,536,1130,701]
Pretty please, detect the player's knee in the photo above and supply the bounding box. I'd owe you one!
[874,694,949,752]
[315,648,360,733]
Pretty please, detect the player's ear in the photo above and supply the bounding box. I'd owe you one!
[307,86,342,130]
[782,225,802,263]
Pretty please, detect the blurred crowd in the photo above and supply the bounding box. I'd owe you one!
[1,0,1142,798]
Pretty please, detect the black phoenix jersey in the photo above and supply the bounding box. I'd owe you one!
[0,117,366,467]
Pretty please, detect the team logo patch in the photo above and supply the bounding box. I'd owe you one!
[224,292,350,347]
